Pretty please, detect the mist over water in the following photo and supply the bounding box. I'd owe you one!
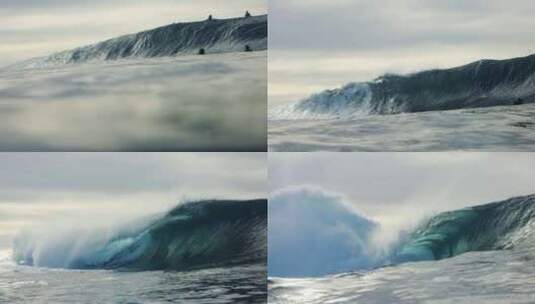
[269,187,378,277]
[268,187,429,277]
[0,51,267,151]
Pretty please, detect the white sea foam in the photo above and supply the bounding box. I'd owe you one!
[269,83,373,120]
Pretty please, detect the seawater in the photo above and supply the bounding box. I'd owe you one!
[269,248,535,304]
[0,250,266,304]
[269,103,535,151]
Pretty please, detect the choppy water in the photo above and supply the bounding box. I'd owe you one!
[0,251,266,304]
[0,51,267,151]
[269,103,535,151]
[269,248,535,304]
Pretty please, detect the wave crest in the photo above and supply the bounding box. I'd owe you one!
[268,190,535,277]
[392,195,535,263]
[10,15,267,70]
[269,83,373,120]
[13,199,267,271]
[269,54,535,120]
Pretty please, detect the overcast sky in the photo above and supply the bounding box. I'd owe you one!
[270,153,535,225]
[0,152,266,248]
[269,0,535,106]
[0,0,266,67]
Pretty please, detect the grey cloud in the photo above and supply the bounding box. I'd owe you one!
[0,0,260,10]
[269,153,535,220]
[0,153,266,198]
[270,0,535,52]
[0,152,266,249]
[0,0,106,9]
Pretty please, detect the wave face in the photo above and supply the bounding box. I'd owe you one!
[13,199,267,271]
[12,15,267,69]
[270,54,535,119]
[392,195,535,264]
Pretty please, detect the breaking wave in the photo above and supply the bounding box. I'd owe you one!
[269,190,535,277]
[270,54,535,120]
[9,14,267,69]
[391,194,535,264]
[269,83,373,120]
[13,199,267,271]
[268,187,378,277]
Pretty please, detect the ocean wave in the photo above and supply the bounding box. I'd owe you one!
[13,199,267,271]
[269,189,535,277]
[270,54,535,120]
[8,14,267,70]
[269,83,373,120]
[392,194,535,264]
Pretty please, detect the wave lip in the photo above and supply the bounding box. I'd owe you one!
[269,83,373,120]
[9,14,267,70]
[13,199,267,271]
[270,53,535,120]
[392,194,535,264]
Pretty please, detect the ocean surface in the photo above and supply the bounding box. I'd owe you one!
[269,195,535,303]
[269,249,535,304]
[269,103,535,151]
[1,200,268,303]
[0,250,266,304]
[0,51,267,151]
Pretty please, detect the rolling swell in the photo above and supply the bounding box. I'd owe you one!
[12,15,267,69]
[393,195,535,264]
[272,54,535,119]
[13,199,267,271]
